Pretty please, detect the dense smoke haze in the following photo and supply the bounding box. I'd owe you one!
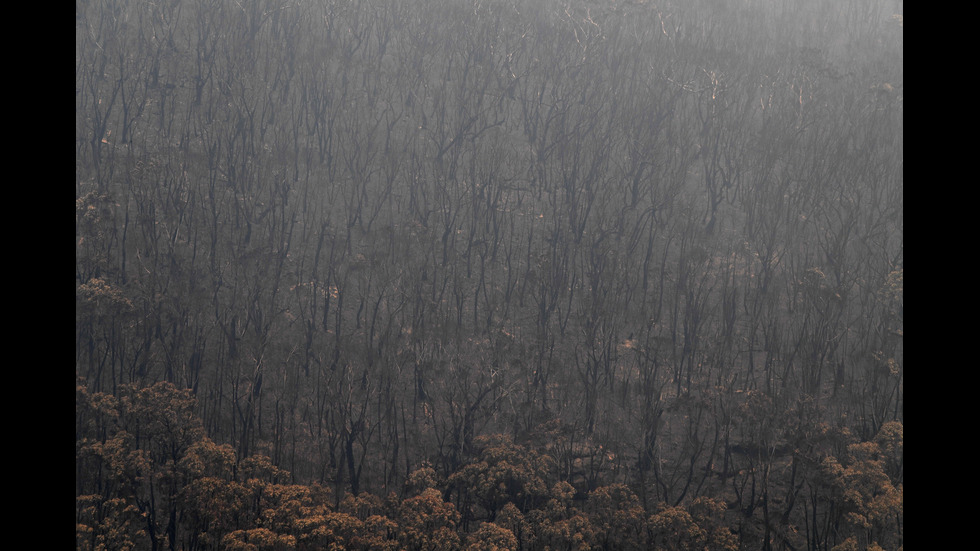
[77,0,903,549]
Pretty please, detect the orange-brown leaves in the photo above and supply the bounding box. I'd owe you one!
[397,488,462,550]
[449,434,554,516]
[464,522,519,551]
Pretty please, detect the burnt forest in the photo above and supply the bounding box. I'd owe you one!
[76,0,903,549]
